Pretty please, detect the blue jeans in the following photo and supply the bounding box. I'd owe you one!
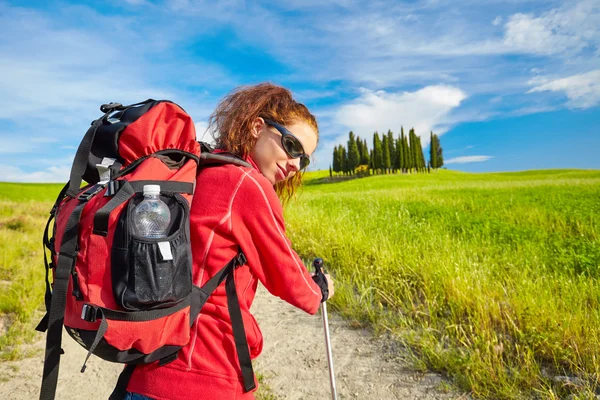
[125,393,154,400]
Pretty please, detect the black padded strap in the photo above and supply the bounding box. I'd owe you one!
[189,253,247,325]
[226,270,256,392]
[199,152,251,168]
[93,181,135,236]
[66,119,104,198]
[39,201,86,400]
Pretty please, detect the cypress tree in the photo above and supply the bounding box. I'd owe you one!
[395,138,402,172]
[429,131,437,170]
[356,135,363,165]
[341,146,348,175]
[408,128,415,173]
[387,130,395,173]
[329,165,333,178]
[436,134,444,168]
[369,149,374,174]
[332,145,339,174]
[416,136,426,172]
[362,138,370,165]
[373,132,383,174]
[382,135,391,173]
[409,130,415,173]
[333,145,342,173]
[400,127,408,173]
[347,131,360,175]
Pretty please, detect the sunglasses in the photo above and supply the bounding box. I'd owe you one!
[263,119,311,170]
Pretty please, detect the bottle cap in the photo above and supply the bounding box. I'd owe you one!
[143,184,161,195]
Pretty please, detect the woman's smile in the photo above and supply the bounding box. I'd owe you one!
[276,164,287,181]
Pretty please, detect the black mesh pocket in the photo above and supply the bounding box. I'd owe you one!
[112,193,192,311]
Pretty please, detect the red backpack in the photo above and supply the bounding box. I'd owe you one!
[37,100,256,400]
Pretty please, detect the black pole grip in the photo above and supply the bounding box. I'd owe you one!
[312,258,328,302]
[313,258,325,275]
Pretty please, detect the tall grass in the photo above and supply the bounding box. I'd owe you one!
[0,183,62,359]
[287,169,600,399]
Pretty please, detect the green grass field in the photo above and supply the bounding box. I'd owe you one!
[287,169,600,399]
[1,170,599,399]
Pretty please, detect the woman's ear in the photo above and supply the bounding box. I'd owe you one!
[251,117,265,139]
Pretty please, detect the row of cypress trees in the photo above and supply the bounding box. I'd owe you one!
[331,128,444,175]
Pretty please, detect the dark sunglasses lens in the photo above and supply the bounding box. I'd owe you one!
[282,135,304,157]
[300,156,310,170]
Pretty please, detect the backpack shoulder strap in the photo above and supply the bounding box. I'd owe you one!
[198,142,251,169]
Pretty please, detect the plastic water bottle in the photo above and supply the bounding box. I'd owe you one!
[132,185,171,238]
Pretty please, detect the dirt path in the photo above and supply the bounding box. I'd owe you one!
[0,286,461,399]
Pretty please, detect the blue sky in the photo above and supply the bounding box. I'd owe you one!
[0,0,599,182]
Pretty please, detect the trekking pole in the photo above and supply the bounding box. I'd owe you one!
[313,258,338,400]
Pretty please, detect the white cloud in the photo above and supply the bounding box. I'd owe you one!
[0,165,71,183]
[334,85,467,145]
[502,0,600,56]
[527,75,550,86]
[194,121,214,144]
[492,16,502,26]
[445,155,494,164]
[527,69,600,109]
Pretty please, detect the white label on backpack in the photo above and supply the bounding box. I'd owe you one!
[96,164,111,184]
[100,158,116,166]
[158,241,173,261]
[96,158,117,184]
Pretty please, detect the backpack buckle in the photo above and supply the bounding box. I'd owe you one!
[104,180,125,197]
[100,102,123,113]
[78,184,105,202]
[235,252,247,267]
[81,304,97,322]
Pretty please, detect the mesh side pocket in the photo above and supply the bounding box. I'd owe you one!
[130,232,191,307]
[112,193,192,311]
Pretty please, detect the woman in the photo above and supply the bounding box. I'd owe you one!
[125,83,334,400]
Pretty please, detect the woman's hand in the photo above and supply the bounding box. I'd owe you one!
[311,272,334,302]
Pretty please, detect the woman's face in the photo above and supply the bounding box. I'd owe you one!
[250,118,318,185]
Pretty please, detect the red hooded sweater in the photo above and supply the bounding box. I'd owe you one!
[127,156,323,399]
